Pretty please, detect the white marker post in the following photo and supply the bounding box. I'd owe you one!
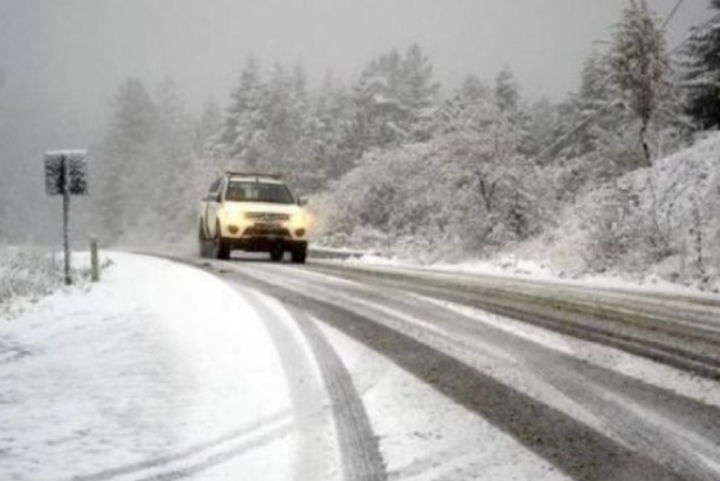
[45,150,88,285]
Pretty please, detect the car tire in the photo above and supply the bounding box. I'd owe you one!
[291,246,307,264]
[270,248,284,263]
[215,223,231,260]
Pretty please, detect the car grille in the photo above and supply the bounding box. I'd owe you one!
[245,212,290,222]
[244,226,291,238]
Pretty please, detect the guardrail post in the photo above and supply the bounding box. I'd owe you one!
[90,236,100,282]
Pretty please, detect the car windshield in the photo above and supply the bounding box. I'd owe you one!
[225,181,295,204]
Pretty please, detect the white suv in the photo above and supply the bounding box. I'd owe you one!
[198,173,309,263]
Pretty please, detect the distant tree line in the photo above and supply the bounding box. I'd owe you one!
[93,0,720,268]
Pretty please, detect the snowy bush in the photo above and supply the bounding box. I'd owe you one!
[0,246,63,308]
[0,246,112,315]
[583,182,674,273]
[562,133,720,289]
[316,127,558,259]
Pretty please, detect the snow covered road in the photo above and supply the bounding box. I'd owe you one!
[2,252,720,481]
[182,254,720,481]
[0,254,311,481]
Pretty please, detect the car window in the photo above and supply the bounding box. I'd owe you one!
[225,181,295,204]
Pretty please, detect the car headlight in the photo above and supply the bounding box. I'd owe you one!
[220,205,245,224]
[290,212,308,229]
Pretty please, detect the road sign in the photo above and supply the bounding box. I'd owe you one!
[45,150,88,196]
[44,150,88,285]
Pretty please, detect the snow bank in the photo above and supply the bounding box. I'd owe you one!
[0,253,291,481]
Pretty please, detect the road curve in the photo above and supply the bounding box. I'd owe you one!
[152,253,720,481]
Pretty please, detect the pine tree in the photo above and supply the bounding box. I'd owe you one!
[350,45,440,152]
[400,44,440,140]
[264,63,295,167]
[494,68,520,112]
[352,48,407,149]
[194,98,222,158]
[105,78,158,157]
[97,78,158,239]
[680,0,720,129]
[212,57,268,166]
[579,51,613,106]
[607,0,669,165]
[152,78,195,239]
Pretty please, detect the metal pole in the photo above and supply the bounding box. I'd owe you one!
[90,235,99,282]
[63,155,72,285]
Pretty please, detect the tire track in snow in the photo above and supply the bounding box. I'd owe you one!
[66,413,291,481]
[152,253,387,481]
[151,254,720,480]
[218,261,697,481]
[275,263,720,480]
[303,263,720,381]
[239,289,339,481]
[239,288,386,481]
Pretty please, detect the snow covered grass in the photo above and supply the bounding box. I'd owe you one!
[0,245,113,317]
[0,252,292,481]
[0,246,60,306]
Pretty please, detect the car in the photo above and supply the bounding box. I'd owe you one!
[198,172,309,263]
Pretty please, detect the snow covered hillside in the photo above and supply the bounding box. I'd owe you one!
[344,133,720,293]
[0,253,293,481]
[512,132,720,290]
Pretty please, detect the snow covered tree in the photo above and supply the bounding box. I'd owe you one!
[211,57,268,166]
[680,0,720,129]
[399,44,440,140]
[351,48,406,150]
[607,0,670,166]
[261,63,311,175]
[579,51,614,105]
[350,45,440,151]
[97,78,158,239]
[151,78,196,240]
[494,68,520,113]
[194,98,222,158]
[301,73,357,185]
[105,78,158,156]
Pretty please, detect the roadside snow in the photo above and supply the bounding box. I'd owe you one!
[0,253,292,481]
[347,252,720,299]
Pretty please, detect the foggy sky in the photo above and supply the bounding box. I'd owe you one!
[0,0,714,144]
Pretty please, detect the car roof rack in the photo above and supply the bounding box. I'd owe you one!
[226,171,283,180]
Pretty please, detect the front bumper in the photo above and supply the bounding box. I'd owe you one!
[229,236,307,253]
[222,221,307,252]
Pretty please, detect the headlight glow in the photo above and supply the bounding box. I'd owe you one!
[221,205,245,223]
[291,212,309,229]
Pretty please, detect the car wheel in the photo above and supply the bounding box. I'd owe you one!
[270,248,284,263]
[215,223,231,260]
[291,246,307,264]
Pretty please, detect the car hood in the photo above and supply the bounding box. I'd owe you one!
[224,201,303,215]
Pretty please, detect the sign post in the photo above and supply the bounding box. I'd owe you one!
[45,150,88,285]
